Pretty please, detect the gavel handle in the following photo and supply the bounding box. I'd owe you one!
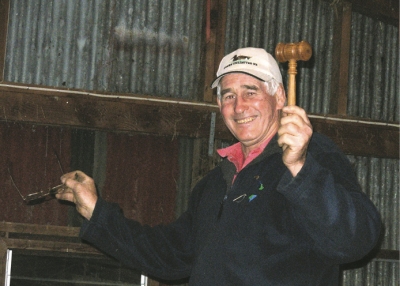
[288,59,297,106]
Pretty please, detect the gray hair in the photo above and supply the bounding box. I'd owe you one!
[216,77,281,101]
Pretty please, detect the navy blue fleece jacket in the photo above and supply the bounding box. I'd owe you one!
[79,133,381,285]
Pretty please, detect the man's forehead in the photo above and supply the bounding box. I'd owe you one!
[220,84,260,97]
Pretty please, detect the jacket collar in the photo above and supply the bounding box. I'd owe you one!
[219,134,282,190]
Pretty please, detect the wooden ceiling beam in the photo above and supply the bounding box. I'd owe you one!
[323,0,398,26]
[349,0,398,26]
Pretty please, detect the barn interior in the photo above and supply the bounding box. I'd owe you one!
[0,0,398,285]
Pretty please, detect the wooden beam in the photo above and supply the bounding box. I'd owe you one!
[0,0,10,81]
[203,0,228,103]
[0,83,232,140]
[330,2,352,115]
[1,238,100,254]
[203,0,216,103]
[324,0,398,26]
[213,0,227,79]
[350,0,398,26]
[0,238,7,285]
[310,115,399,159]
[0,221,79,237]
[0,83,398,158]
[375,249,400,261]
[0,221,99,254]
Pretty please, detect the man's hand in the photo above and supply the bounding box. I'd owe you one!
[56,170,98,220]
[277,105,313,177]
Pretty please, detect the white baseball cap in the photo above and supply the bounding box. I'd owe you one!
[211,47,282,88]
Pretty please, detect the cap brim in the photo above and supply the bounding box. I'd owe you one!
[210,71,271,89]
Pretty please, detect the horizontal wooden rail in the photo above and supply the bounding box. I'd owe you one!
[0,83,398,158]
[0,222,98,254]
[374,249,400,261]
[0,221,79,237]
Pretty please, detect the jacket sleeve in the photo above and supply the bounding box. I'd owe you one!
[276,133,382,264]
[79,196,194,281]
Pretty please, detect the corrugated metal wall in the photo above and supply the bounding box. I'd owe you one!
[342,156,399,285]
[225,0,335,114]
[4,0,204,99]
[348,11,399,122]
[225,0,400,122]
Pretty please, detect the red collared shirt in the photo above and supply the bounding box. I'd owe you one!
[217,137,273,182]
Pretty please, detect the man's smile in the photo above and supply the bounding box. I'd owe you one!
[235,116,257,124]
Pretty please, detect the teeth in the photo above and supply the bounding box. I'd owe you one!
[236,117,255,124]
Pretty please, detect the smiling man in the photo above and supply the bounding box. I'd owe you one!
[57,47,382,285]
[213,48,313,177]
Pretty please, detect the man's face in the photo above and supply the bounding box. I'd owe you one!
[217,73,285,153]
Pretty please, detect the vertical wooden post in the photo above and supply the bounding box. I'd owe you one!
[203,0,227,103]
[0,0,11,81]
[0,240,8,286]
[330,2,352,115]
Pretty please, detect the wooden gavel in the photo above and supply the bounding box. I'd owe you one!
[275,41,312,106]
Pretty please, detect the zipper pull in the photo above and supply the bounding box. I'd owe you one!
[217,195,228,220]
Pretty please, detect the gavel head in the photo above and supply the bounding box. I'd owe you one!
[275,41,312,63]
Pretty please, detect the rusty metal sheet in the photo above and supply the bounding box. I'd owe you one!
[102,133,179,226]
[0,121,71,225]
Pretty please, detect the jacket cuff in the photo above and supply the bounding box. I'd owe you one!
[79,196,112,239]
[276,152,321,201]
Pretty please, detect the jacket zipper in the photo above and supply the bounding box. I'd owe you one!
[217,195,228,220]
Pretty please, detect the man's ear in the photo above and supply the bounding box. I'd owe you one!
[217,97,222,109]
[275,84,286,109]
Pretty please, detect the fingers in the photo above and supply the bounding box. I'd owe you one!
[56,170,98,220]
[61,170,87,185]
[278,106,312,146]
[278,106,313,176]
[56,171,84,202]
[55,189,74,202]
[280,106,311,131]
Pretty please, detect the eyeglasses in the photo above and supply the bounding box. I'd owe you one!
[22,184,67,203]
[8,168,67,204]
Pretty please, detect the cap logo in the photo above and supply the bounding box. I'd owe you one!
[232,55,250,61]
[223,54,258,70]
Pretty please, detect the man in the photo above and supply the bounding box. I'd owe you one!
[57,47,381,285]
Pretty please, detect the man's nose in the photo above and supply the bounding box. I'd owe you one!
[234,95,248,113]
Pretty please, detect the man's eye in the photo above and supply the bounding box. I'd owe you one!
[223,94,235,101]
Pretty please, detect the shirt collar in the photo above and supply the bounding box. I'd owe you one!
[217,136,274,173]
